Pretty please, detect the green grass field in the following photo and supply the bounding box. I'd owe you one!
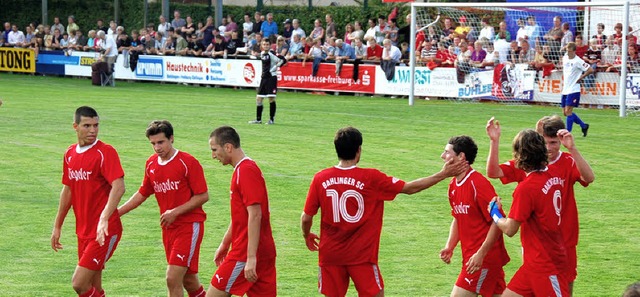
[0,72,638,296]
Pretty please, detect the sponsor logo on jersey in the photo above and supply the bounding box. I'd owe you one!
[452,202,470,214]
[153,179,180,193]
[68,168,92,181]
[135,57,164,78]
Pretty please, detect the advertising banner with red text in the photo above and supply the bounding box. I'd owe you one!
[534,71,621,105]
[279,62,376,93]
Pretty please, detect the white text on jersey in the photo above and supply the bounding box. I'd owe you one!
[153,179,181,193]
[453,202,470,214]
[322,177,365,190]
[68,168,92,181]
[542,177,565,194]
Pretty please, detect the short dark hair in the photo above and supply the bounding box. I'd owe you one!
[146,120,173,139]
[74,106,98,124]
[624,281,640,297]
[448,135,478,165]
[512,129,548,172]
[210,126,241,148]
[536,115,565,137]
[334,127,362,161]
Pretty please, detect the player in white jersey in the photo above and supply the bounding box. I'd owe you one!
[561,42,594,137]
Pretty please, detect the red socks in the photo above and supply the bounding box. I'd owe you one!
[188,285,205,297]
[78,287,96,297]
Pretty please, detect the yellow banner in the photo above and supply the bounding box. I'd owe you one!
[0,47,36,73]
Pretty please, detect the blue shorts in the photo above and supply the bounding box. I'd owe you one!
[561,92,581,108]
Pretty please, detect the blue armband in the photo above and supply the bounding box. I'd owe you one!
[489,201,504,224]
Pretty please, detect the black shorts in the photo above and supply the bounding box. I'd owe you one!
[257,76,277,97]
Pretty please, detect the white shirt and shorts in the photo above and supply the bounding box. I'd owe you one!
[561,54,591,107]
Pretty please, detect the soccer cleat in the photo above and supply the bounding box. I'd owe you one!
[582,124,590,137]
[248,120,262,124]
[266,120,275,125]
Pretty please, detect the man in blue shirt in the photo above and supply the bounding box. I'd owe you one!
[334,39,356,75]
[260,13,278,39]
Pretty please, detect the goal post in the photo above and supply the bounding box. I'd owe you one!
[408,1,635,117]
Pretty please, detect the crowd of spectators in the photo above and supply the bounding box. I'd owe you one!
[1,11,639,75]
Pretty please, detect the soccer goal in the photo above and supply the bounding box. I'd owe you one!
[408,1,638,117]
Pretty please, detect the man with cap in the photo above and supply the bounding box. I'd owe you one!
[282,19,293,43]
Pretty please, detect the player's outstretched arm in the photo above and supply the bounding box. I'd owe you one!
[245,204,262,283]
[214,223,232,267]
[401,157,468,195]
[440,219,459,264]
[557,129,595,184]
[486,117,505,178]
[488,197,520,237]
[96,177,125,246]
[300,213,319,251]
[160,192,209,228]
[118,191,150,217]
[51,185,72,252]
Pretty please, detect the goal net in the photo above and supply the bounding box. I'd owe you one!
[408,1,639,116]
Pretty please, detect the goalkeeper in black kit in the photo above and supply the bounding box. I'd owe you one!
[249,39,286,125]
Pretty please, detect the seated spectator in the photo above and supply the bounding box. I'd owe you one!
[7,24,25,47]
[146,23,156,38]
[226,30,244,56]
[74,30,88,51]
[418,40,437,65]
[286,34,304,60]
[575,35,588,58]
[515,18,527,47]
[478,17,494,42]
[494,32,510,63]
[323,37,337,61]
[344,23,355,45]
[381,38,401,63]
[518,39,535,64]
[335,38,356,74]
[174,29,188,56]
[627,26,638,47]
[301,38,323,68]
[211,35,227,58]
[470,40,487,68]
[592,23,607,49]
[353,38,367,60]
[162,35,175,55]
[400,42,410,65]
[454,40,471,71]
[94,29,105,50]
[532,44,555,77]
[276,36,289,57]
[425,25,439,47]
[51,28,64,50]
[20,25,35,47]
[507,40,520,64]
[310,19,325,42]
[601,37,619,68]
[454,16,471,40]
[351,21,364,42]
[366,37,383,61]
[186,34,204,56]
[607,44,640,73]
[143,30,157,54]
[117,28,133,53]
[435,42,455,67]
[612,23,623,45]
[66,31,77,51]
[495,21,512,42]
[249,33,263,57]
[482,42,499,69]
[292,19,306,39]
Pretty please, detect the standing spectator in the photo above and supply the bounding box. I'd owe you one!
[479,17,495,42]
[375,15,387,44]
[494,21,511,42]
[525,15,542,46]
[560,22,574,52]
[386,18,399,46]
[494,32,510,64]
[561,42,593,134]
[292,19,306,39]
[249,39,285,125]
[7,24,25,46]
[206,126,277,297]
[544,16,563,63]
[158,15,171,37]
[252,11,263,35]
[118,120,208,297]
[180,16,195,38]
[260,13,278,39]
[51,16,65,35]
[51,106,125,297]
[67,16,80,37]
[310,19,325,42]
[344,23,354,45]
[301,126,466,297]
[397,13,413,45]
[282,19,293,42]
[454,16,471,40]
[592,23,607,48]
[489,129,570,297]
[96,19,108,34]
[225,15,238,41]
[98,30,118,67]
[242,13,253,43]
[171,10,186,32]
[108,20,118,40]
[364,18,377,42]
[439,136,510,297]
[325,14,336,40]
[515,18,527,47]
[351,21,364,42]
[201,16,216,48]
[441,17,456,47]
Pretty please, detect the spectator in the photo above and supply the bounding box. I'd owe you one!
[495,32,510,64]
[607,44,640,73]
[67,30,77,51]
[344,23,354,45]
[627,26,638,47]
[275,36,289,56]
[544,16,563,63]
[518,39,535,64]
[525,15,543,46]
[400,42,410,65]
[242,13,253,43]
[382,38,401,63]
[67,15,79,36]
[84,30,96,51]
[310,19,324,42]
[225,14,238,41]
[479,17,495,42]
[21,25,35,47]
[186,34,204,56]
[301,37,323,68]
[226,30,243,56]
[375,15,387,44]
[351,21,364,42]
[96,19,108,34]
[51,16,65,35]
[454,40,471,75]
[249,32,263,56]
[419,40,437,64]
[325,14,336,40]
[171,10,186,31]
[454,16,471,40]
[292,19,306,39]
[75,30,88,51]
[425,25,439,46]
[218,17,227,34]
[158,15,171,37]
[282,19,293,42]
[441,17,456,47]
[108,20,118,40]
[129,30,143,52]
[202,16,215,47]
[97,30,117,67]
[146,22,156,38]
[7,24,25,47]
[575,35,588,58]
[163,35,175,55]
[386,18,399,46]
[174,29,188,56]
[50,28,63,50]
[601,37,619,68]
[582,38,600,90]
[507,41,520,64]
[482,42,499,69]
[323,37,337,62]
[494,21,511,42]
[181,16,195,38]
[252,11,263,35]
[211,35,227,58]
[334,38,356,75]
[363,18,377,42]
[60,32,70,52]
[116,27,132,53]
[261,13,278,39]
[592,23,607,48]
[612,23,623,45]
[353,38,367,60]
[286,33,304,60]
[141,30,155,54]
[532,44,555,77]
[515,18,527,47]
[151,31,165,55]
[397,13,412,45]
[366,37,383,61]
[470,40,487,68]
[436,42,456,68]
[560,22,574,52]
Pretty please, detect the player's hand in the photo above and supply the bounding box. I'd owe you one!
[160,209,178,228]
[305,233,320,251]
[465,251,485,274]
[96,218,109,246]
[214,245,229,267]
[441,155,469,177]
[440,247,454,264]
[557,129,575,150]
[51,228,63,252]
[244,255,258,283]
[486,117,501,141]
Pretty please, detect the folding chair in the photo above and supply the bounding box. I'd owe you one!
[100,56,117,87]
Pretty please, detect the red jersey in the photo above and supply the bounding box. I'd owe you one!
[509,169,567,274]
[448,169,509,267]
[62,140,124,239]
[367,44,383,59]
[227,157,276,261]
[304,166,406,266]
[499,152,588,246]
[138,150,208,227]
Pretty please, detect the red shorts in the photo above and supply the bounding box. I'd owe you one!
[455,266,506,296]
[319,263,384,297]
[77,232,121,271]
[162,222,204,274]
[507,267,569,297]
[565,245,577,282]
[210,258,276,297]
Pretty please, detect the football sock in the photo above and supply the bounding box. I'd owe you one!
[572,113,585,128]
[78,287,96,297]
[566,114,574,132]
[97,289,105,297]
[188,285,205,297]
[256,104,264,122]
[269,101,277,121]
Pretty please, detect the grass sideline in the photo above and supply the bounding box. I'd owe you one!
[0,72,638,296]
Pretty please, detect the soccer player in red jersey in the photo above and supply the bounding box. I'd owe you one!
[300,126,468,297]
[439,136,510,297]
[51,106,125,297]
[118,120,209,297]
[207,126,277,297]
[489,129,571,296]
[485,116,594,295]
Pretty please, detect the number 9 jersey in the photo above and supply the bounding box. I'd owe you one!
[303,166,405,266]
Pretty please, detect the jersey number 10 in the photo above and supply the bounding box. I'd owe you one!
[326,189,364,223]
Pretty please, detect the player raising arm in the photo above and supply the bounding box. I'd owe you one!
[301,126,468,297]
